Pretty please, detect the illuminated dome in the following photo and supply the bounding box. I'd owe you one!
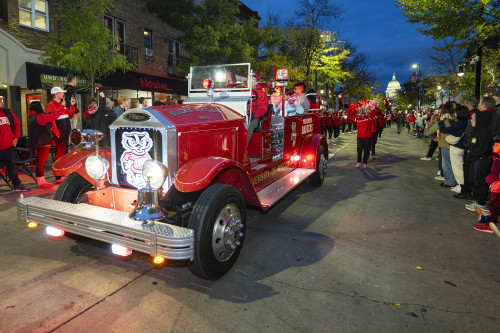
[386,73,401,99]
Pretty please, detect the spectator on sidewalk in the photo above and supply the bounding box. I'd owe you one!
[95,92,118,147]
[0,97,30,191]
[64,74,79,129]
[438,105,468,194]
[130,98,140,109]
[27,101,63,187]
[83,98,98,130]
[454,98,478,199]
[465,96,496,212]
[474,133,500,233]
[153,93,167,106]
[428,104,457,188]
[139,97,148,108]
[113,95,129,117]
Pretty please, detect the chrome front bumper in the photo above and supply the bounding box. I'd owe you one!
[17,196,194,260]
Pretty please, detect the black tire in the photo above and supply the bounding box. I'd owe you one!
[309,145,327,186]
[54,172,95,203]
[188,184,246,280]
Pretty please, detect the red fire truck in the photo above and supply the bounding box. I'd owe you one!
[18,63,328,280]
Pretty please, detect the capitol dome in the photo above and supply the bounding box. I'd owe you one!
[386,73,401,99]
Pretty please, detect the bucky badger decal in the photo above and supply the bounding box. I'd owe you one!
[120,131,153,188]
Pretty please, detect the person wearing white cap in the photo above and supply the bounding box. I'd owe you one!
[46,86,76,183]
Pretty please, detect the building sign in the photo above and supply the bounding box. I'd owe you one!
[101,71,187,95]
[26,62,90,93]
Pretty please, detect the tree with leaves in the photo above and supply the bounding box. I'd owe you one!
[147,0,265,76]
[41,0,135,97]
[339,43,377,104]
[396,0,500,53]
[310,32,350,105]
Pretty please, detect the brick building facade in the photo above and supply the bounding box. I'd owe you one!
[0,0,188,135]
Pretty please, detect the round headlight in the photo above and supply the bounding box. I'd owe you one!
[142,160,168,190]
[85,154,109,180]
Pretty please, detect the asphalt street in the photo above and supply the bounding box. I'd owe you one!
[0,126,499,333]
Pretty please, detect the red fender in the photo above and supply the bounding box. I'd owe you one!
[299,134,328,169]
[52,148,112,185]
[175,156,249,193]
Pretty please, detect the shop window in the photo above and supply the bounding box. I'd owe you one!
[167,39,180,74]
[0,0,8,23]
[144,29,153,57]
[104,15,126,55]
[19,0,49,31]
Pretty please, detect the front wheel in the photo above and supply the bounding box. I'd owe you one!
[309,145,327,186]
[188,184,246,280]
[54,172,95,203]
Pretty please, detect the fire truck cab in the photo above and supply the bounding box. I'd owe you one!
[18,63,328,280]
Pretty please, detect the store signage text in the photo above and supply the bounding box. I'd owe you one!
[140,77,173,91]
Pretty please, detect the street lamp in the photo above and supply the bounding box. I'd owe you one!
[458,64,465,77]
[412,64,421,110]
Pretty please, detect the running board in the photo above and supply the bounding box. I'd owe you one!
[257,168,315,209]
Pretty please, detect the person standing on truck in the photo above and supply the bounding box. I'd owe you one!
[286,83,310,114]
[247,73,269,144]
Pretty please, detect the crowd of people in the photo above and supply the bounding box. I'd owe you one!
[0,73,183,190]
[406,94,500,234]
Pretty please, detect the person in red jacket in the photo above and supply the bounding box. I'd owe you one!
[325,109,333,141]
[46,86,76,182]
[319,111,326,137]
[0,97,30,191]
[28,101,63,186]
[355,106,372,168]
[332,110,341,140]
[247,73,270,144]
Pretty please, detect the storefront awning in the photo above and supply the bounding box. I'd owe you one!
[101,71,188,95]
[26,62,90,93]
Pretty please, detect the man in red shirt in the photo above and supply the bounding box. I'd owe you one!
[355,107,372,168]
[0,97,30,191]
[46,86,75,182]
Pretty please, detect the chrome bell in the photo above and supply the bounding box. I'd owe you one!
[129,183,164,223]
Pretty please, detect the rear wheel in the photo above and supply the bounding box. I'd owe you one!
[310,145,327,186]
[54,172,94,203]
[188,184,246,280]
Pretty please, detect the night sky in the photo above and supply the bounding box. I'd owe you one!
[243,0,437,92]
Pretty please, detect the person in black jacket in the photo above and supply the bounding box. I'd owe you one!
[465,96,496,211]
[27,101,63,186]
[64,75,79,127]
[454,98,478,199]
[94,92,117,147]
[438,105,469,194]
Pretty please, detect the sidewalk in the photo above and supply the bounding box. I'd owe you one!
[0,159,60,206]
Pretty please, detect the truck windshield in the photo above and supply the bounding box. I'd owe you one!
[190,63,251,91]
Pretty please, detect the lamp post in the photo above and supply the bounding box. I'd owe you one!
[412,64,421,111]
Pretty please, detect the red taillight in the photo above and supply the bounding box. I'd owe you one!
[203,78,213,89]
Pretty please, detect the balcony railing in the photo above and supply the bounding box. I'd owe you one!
[116,43,138,66]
